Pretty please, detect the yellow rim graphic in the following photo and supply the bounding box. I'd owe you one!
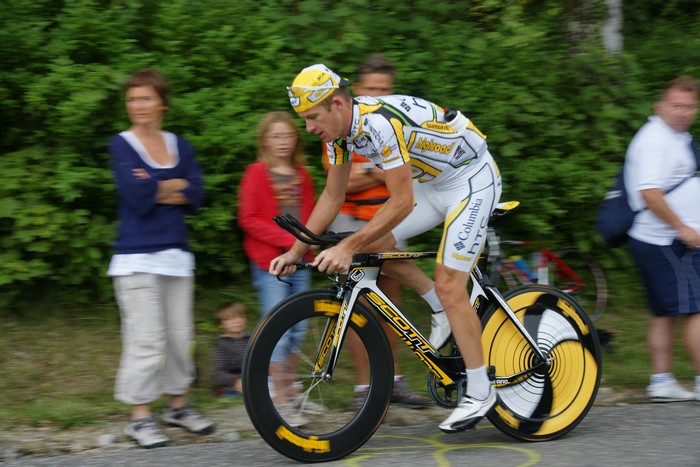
[483,289,600,437]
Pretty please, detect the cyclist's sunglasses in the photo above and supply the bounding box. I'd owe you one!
[287,84,339,92]
[286,80,351,93]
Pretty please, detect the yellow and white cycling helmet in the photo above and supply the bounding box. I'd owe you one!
[287,64,352,113]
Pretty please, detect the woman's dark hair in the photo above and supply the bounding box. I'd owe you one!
[125,68,171,106]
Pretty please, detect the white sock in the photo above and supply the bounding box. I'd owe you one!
[650,372,674,386]
[421,287,444,313]
[466,365,491,400]
[354,384,369,392]
[695,375,700,389]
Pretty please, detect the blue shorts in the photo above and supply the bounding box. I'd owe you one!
[629,238,700,317]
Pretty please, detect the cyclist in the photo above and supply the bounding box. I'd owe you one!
[321,54,429,409]
[271,64,502,432]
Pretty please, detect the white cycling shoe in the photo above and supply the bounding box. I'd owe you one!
[439,386,497,433]
[429,310,451,349]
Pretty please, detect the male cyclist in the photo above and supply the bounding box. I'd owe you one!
[270,64,502,432]
[321,54,429,409]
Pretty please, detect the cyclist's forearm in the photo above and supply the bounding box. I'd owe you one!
[288,239,311,259]
[285,186,346,259]
[304,197,344,237]
[340,164,413,254]
[339,202,409,254]
[303,165,351,235]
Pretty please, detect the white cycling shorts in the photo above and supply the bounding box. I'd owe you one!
[392,151,502,273]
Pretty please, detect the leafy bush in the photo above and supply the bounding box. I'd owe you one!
[1,0,699,307]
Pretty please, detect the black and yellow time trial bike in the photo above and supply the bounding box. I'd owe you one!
[242,202,602,463]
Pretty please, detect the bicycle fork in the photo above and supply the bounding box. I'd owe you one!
[310,277,364,382]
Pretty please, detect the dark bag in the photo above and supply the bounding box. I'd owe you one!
[596,168,637,248]
[597,141,699,248]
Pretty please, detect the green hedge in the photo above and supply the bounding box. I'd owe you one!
[1,0,699,306]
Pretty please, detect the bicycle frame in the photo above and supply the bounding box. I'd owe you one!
[312,251,550,389]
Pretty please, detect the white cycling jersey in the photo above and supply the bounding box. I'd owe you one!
[326,95,502,272]
[326,95,489,184]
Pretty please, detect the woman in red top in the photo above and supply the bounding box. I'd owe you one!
[237,111,316,426]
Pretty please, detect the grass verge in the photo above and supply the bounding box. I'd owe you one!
[0,268,695,431]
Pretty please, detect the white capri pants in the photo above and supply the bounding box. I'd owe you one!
[113,273,195,405]
[392,151,502,273]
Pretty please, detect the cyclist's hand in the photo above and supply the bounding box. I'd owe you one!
[269,251,301,277]
[313,244,353,275]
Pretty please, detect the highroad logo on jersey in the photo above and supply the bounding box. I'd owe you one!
[415,137,454,154]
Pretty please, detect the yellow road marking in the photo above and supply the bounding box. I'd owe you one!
[342,430,541,466]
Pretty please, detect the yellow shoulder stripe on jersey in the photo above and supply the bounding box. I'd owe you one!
[406,131,416,148]
[389,117,410,164]
[358,102,382,115]
[331,140,346,164]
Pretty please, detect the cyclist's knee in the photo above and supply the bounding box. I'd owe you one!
[434,286,467,310]
[434,265,469,306]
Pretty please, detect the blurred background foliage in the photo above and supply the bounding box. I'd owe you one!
[1,0,699,308]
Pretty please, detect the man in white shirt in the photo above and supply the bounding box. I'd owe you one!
[624,75,700,402]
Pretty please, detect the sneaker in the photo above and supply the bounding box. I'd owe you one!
[352,387,369,411]
[278,403,310,427]
[695,387,700,402]
[290,394,327,415]
[429,310,451,349]
[647,381,694,402]
[391,377,428,409]
[438,386,497,433]
[125,416,170,449]
[161,405,215,434]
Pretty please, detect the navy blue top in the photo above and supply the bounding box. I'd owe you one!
[109,132,204,254]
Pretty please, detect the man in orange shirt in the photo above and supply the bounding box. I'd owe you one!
[322,55,432,408]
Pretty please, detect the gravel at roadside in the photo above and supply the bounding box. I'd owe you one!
[0,386,643,463]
